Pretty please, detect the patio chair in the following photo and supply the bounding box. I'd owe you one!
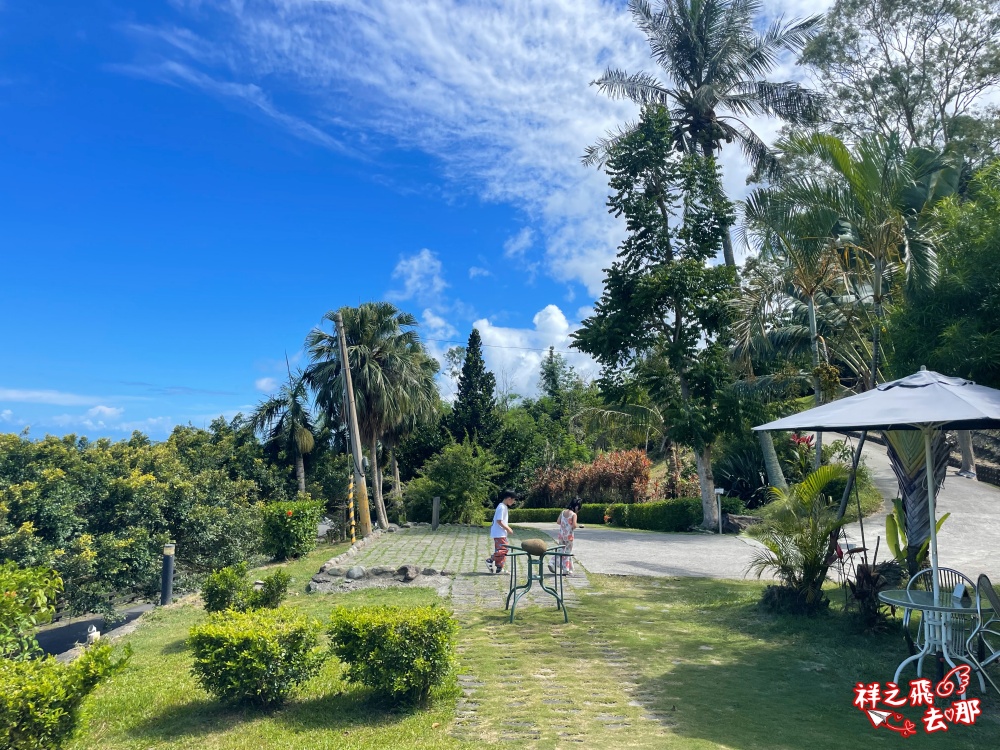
[965,574,1000,696]
[904,567,977,654]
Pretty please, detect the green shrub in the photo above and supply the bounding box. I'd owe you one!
[261,497,323,560]
[605,497,744,532]
[0,562,62,659]
[577,504,607,525]
[405,441,500,525]
[188,608,325,707]
[0,642,129,750]
[508,508,561,523]
[201,563,291,613]
[328,605,457,702]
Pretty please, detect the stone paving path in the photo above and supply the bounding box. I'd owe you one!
[343,524,667,746]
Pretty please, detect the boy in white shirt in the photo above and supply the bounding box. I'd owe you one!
[485,489,517,574]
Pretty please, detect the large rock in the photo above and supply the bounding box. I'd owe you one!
[396,564,420,582]
[722,513,761,534]
[346,566,366,580]
[369,566,393,576]
[421,567,438,576]
[387,524,399,533]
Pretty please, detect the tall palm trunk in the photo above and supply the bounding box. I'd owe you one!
[392,452,402,500]
[368,435,390,530]
[957,431,976,476]
[695,444,720,530]
[759,431,787,491]
[807,294,823,470]
[703,142,736,268]
[294,453,306,494]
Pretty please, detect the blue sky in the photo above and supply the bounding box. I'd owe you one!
[1,0,821,439]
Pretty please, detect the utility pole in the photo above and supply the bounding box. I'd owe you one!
[335,311,372,538]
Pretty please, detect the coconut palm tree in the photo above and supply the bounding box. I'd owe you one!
[306,302,439,530]
[585,0,825,266]
[249,368,316,494]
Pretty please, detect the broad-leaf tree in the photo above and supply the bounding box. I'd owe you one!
[574,105,737,529]
[585,0,825,266]
[801,0,1000,161]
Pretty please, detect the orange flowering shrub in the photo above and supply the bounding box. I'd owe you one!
[528,449,653,507]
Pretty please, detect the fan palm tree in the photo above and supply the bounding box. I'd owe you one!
[773,133,963,387]
[249,368,316,494]
[306,302,439,530]
[585,0,825,266]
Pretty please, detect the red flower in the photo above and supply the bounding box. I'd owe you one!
[286,510,294,517]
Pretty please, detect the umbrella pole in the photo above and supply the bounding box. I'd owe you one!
[924,428,940,602]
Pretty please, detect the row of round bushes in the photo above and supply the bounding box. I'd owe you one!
[508,496,744,532]
[189,604,458,707]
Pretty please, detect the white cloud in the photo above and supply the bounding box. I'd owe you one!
[474,304,599,399]
[86,405,125,419]
[255,377,279,393]
[126,1,832,289]
[468,266,491,279]
[0,388,104,406]
[1,409,13,422]
[387,248,448,303]
[503,228,534,259]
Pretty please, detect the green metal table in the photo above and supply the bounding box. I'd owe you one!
[502,544,574,623]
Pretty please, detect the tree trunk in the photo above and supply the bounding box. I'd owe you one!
[808,294,823,470]
[758,431,787,491]
[368,435,390,530]
[695,444,719,530]
[957,430,976,476]
[392,451,403,500]
[703,142,735,268]
[294,453,306,495]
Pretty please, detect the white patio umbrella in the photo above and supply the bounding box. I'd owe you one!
[754,367,1000,601]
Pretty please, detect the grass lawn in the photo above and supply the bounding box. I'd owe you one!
[72,539,998,749]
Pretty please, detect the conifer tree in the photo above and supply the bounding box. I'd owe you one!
[448,328,501,447]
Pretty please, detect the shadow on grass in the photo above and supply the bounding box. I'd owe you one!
[595,577,997,749]
[159,637,188,656]
[129,678,459,743]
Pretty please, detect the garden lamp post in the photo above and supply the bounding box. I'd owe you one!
[160,542,175,606]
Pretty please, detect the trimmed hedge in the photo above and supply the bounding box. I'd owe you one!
[328,605,457,702]
[188,608,326,707]
[606,497,744,532]
[508,508,560,523]
[508,504,608,525]
[0,643,129,750]
[201,563,290,613]
[261,498,323,560]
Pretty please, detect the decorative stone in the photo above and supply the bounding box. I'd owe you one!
[369,566,393,576]
[311,573,335,585]
[422,567,438,576]
[396,564,420,582]
[324,566,347,577]
[400,522,412,528]
[346,566,366,580]
[387,524,399,533]
[721,513,761,534]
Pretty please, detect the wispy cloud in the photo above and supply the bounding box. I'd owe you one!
[468,266,491,279]
[87,405,125,419]
[0,388,106,406]
[503,228,534,259]
[387,248,448,303]
[255,377,279,393]
[1,409,14,423]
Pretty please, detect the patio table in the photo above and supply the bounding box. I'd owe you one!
[502,544,573,623]
[879,588,993,696]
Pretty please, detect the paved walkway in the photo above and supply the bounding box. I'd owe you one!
[515,523,767,580]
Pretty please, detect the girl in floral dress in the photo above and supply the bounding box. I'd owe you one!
[551,497,581,575]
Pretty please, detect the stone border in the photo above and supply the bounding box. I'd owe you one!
[318,527,388,572]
